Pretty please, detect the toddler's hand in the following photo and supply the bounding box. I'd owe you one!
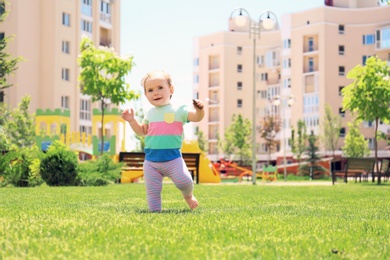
[192,99,204,110]
[121,108,135,122]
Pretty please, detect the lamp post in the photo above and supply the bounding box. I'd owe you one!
[273,95,294,181]
[230,8,279,185]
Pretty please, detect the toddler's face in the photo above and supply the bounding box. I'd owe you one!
[144,77,173,107]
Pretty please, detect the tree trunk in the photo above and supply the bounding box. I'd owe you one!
[100,101,105,156]
[374,117,381,184]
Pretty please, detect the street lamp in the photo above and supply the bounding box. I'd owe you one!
[230,8,279,185]
[273,95,295,181]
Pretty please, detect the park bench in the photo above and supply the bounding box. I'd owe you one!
[371,159,390,182]
[119,152,200,184]
[332,157,375,185]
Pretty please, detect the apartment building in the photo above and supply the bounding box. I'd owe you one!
[0,0,122,155]
[193,0,390,162]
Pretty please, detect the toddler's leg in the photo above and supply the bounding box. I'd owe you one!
[143,160,164,212]
[165,157,199,210]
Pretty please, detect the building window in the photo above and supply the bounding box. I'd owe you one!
[62,40,70,54]
[283,39,291,49]
[339,45,344,55]
[237,46,242,55]
[81,20,92,33]
[366,138,374,149]
[62,13,70,26]
[0,32,4,40]
[237,82,242,90]
[0,91,4,102]
[193,58,199,67]
[308,37,314,52]
[81,0,92,16]
[0,2,5,16]
[362,55,371,65]
[61,96,69,109]
[362,34,375,45]
[257,55,264,67]
[62,68,70,81]
[308,58,314,72]
[338,24,344,34]
[101,1,111,14]
[237,64,242,73]
[339,66,345,76]
[339,127,345,138]
[363,121,373,128]
[237,99,242,108]
[339,86,344,96]
[339,108,345,117]
[80,99,91,120]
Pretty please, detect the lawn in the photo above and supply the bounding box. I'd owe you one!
[1,182,389,259]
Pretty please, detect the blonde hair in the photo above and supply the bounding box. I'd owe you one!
[141,70,173,88]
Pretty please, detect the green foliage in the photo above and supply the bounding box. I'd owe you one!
[290,120,307,165]
[0,3,23,91]
[40,141,78,186]
[321,104,342,156]
[0,146,44,187]
[78,37,139,155]
[218,129,235,159]
[342,118,370,157]
[342,56,390,184]
[76,155,123,186]
[134,105,145,152]
[0,185,389,259]
[2,96,35,148]
[260,115,281,164]
[194,127,207,152]
[224,114,251,164]
[299,131,328,178]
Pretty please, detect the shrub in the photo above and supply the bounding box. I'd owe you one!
[40,141,78,186]
[0,146,44,187]
[76,155,123,186]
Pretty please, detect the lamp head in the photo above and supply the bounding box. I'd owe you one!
[234,9,247,27]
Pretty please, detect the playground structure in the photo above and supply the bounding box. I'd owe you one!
[35,108,125,161]
[122,140,221,184]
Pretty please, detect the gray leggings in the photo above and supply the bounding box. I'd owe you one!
[143,157,194,211]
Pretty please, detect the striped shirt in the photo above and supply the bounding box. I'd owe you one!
[142,104,189,162]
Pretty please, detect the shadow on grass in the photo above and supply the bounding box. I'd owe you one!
[135,208,194,214]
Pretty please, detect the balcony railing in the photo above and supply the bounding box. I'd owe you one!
[100,13,111,24]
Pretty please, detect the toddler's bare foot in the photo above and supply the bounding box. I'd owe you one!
[184,194,198,210]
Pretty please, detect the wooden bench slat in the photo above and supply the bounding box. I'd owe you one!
[119,152,201,184]
[332,158,375,185]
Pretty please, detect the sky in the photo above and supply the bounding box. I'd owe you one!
[119,0,325,147]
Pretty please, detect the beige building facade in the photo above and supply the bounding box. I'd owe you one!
[0,0,122,154]
[194,0,390,162]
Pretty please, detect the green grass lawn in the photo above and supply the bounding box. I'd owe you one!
[1,182,389,259]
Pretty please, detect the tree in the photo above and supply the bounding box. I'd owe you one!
[342,118,370,158]
[299,130,328,180]
[259,115,281,165]
[290,120,307,167]
[0,1,23,140]
[321,104,342,157]
[134,106,145,152]
[3,96,36,149]
[224,114,251,164]
[194,128,208,153]
[342,56,390,184]
[218,130,235,160]
[78,37,139,155]
[0,1,22,93]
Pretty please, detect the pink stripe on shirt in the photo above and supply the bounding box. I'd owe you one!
[148,121,183,136]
